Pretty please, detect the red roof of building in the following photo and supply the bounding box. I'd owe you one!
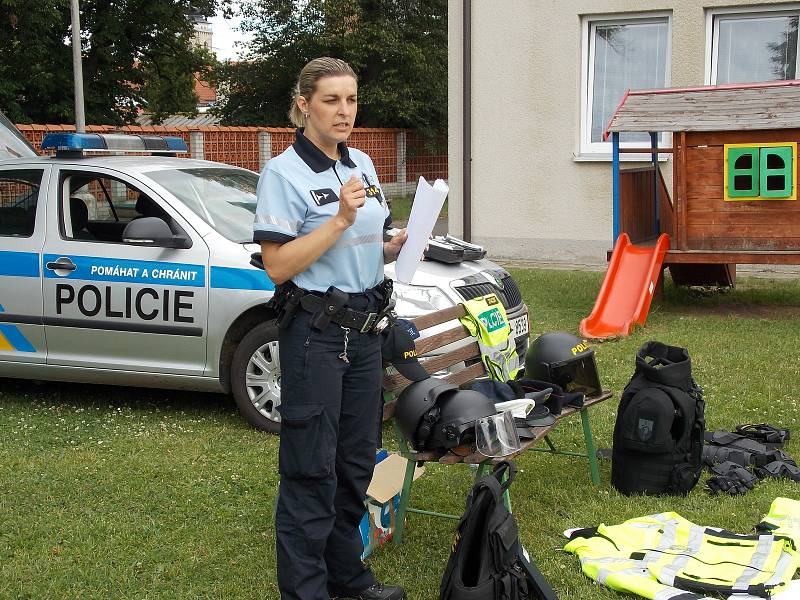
[194,76,216,105]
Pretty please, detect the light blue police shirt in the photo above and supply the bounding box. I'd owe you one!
[253,129,391,293]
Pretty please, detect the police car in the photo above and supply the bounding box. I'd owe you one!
[0,117,528,433]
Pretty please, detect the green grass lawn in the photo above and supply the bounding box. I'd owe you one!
[388,196,448,222]
[2,270,800,599]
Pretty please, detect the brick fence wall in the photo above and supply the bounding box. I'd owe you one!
[17,124,447,197]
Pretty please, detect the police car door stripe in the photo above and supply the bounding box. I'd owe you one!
[39,317,203,337]
[0,305,36,352]
[210,266,274,291]
[0,324,36,352]
[42,254,205,287]
[0,309,201,336]
[0,331,12,351]
[0,250,39,277]
[0,313,43,325]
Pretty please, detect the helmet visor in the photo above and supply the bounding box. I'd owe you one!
[475,411,521,458]
[548,355,602,397]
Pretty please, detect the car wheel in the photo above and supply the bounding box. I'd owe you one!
[231,320,282,433]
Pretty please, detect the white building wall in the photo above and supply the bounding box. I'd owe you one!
[448,0,788,266]
[192,21,213,51]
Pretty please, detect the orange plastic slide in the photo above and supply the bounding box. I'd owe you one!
[579,233,670,339]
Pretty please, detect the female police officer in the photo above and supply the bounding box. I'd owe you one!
[253,58,407,600]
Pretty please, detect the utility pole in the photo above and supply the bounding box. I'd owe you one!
[70,0,86,133]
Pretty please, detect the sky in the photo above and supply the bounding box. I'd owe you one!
[208,11,253,61]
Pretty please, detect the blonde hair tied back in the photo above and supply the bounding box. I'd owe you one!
[289,57,358,127]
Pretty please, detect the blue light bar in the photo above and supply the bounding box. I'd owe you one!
[41,132,188,155]
[41,133,105,151]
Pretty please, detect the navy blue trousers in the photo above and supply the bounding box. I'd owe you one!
[275,297,382,600]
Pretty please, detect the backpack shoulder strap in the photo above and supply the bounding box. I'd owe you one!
[517,546,559,600]
[492,460,518,493]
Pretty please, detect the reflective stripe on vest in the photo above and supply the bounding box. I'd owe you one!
[565,510,800,600]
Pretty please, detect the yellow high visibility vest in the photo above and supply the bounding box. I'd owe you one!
[459,294,521,382]
[758,497,800,543]
[564,503,800,599]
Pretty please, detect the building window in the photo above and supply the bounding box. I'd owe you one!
[709,8,800,84]
[580,14,670,157]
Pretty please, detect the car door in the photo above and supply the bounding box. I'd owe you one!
[0,164,48,365]
[41,166,210,375]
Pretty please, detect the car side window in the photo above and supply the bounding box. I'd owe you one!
[0,169,43,238]
[61,173,167,243]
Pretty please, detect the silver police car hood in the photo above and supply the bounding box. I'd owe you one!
[0,111,37,160]
[243,242,494,288]
[383,257,493,287]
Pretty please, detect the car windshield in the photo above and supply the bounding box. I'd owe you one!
[0,110,37,159]
[146,167,259,243]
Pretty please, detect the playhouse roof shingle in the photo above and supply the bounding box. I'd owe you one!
[604,80,800,139]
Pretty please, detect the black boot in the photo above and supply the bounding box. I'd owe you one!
[333,582,406,600]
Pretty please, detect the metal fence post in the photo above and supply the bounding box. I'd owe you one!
[259,131,272,170]
[189,131,204,160]
[396,130,407,195]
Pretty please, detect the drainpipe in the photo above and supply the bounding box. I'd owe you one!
[462,0,472,242]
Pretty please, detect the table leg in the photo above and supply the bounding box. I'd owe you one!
[500,469,512,513]
[393,457,417,545]
[475,461,492,479]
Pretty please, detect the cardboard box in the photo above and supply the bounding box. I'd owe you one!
[359,451,424,559]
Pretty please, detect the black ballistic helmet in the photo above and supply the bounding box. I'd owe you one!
[395,378,458,449]
[524,332,602,397]
[427,389,498,451]
[395,378,498,452]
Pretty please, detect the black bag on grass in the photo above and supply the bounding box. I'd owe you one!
[611,341,705,496]
[440,461,558,600]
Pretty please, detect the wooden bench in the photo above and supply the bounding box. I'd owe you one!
[382,303,612,544]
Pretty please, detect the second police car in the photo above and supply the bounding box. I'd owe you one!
[0,117,529,433]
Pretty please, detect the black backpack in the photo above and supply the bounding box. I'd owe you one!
[611,341,705,496]
[440,461,558,600]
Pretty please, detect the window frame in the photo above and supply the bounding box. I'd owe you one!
[705,5,800,85]
[0,168,46,239]
[56,169,190,245]
[578,12,672,161]
[723,142,797,201]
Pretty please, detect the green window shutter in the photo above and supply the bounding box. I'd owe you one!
[759,146,793,198]
[727,147,759,197]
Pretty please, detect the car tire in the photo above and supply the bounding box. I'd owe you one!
[231,320,282,434]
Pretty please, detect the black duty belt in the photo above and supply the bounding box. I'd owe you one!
[299,294,386,333]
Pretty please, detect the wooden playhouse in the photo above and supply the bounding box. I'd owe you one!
[605,80,800,286]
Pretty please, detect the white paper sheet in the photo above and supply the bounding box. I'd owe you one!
[494,399,536,419]
[395,176,449,284]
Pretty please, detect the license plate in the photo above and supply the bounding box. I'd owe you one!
[509,314,529,338]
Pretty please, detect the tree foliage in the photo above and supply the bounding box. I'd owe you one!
[214,0,447,137]
[0,0,222,124]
